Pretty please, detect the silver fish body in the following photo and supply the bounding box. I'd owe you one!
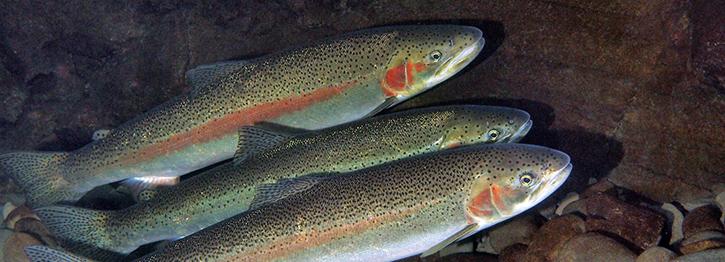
[36,105,531,256]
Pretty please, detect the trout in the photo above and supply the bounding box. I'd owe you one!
[139,143,572,261]
[0,25,485,207]
[36,105,532,256]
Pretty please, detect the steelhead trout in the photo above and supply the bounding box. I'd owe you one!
[134,143,571,261]
[0,25,485,207]
[35,105,532,256]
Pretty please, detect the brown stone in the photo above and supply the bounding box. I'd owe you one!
[2,232,41,262]
[680,239,725,255]
[435,252,497,262]
[557,232,636,262]
[582,179,616,198]
[524,214,585,261]
[683,205,724,239]
[561,199,587,216]
[584,193,665,251]
[488,215,539,253]
[13,218,57,247]
[679,231,725,254]
[673,248,725,262]
[499,243,527,262]
[636,246,676,262]
[2,205,38,230]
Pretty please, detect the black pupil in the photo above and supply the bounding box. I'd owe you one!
[490,132,497,138]
[432,53,439,59]
[523,177,531,183]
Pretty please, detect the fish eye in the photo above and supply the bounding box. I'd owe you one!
[428,50,442,62]
[519,173,535,187]
[487,129,500,141]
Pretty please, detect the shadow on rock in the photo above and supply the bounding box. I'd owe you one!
[545,128,624,194]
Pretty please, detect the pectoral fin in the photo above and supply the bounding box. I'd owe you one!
[362,97,397,119]
[420,223,479,258]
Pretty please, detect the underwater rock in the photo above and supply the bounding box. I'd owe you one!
[662,202,686,245]
[475,234,496,254]
[2,205,38,230]
[555,192,580,216]
[13,218,56,246]
[717,191,725,224]
[678,230,725,254]
[524,214,585,261]
[0,230,11,259]
[560,199,587,215]
[636,246,676,262]
[2,202,16,223]
[557,232,637,262]
[584,193,665,251]
[2,232,41,262]
[672,248,725,262]
[435,252,497,262]
[487,215,539,253]
[682,205,724,238]
[536,199,558,220]
[498,243,527,262]
[581,179,616,198]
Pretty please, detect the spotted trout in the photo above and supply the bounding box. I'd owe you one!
[0,25,485,207]
[131,143,571,261]
[35,105,532,257]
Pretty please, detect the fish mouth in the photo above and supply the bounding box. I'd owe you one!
[507,120,532,143]
[546,163,573,194]
[526,154,572,208]
[426,36,485,88]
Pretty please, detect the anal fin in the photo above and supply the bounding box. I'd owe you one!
[362,97,398,119]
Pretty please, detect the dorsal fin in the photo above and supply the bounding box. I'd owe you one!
[185,60,250,92]
[233,123,308,165]
[249,174,333,210]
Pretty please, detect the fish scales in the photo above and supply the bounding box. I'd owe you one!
[1,25,484,207]
[36,105,532,256]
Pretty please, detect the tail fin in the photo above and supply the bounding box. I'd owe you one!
[24,245,94,262]
[0,152,82,207]
[34,206,126,258]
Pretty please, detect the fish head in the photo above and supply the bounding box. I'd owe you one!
[437,106,532,149]
[465,144,571,227]
[380,25,484,101]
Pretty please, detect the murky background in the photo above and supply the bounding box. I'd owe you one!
[0,1,723,261]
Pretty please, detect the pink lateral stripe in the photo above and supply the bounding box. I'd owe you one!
[121,81,357,165]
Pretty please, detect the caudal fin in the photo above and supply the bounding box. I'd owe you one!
[34,206,126,259]
[0,152,82,207]
[24,245,94,262]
